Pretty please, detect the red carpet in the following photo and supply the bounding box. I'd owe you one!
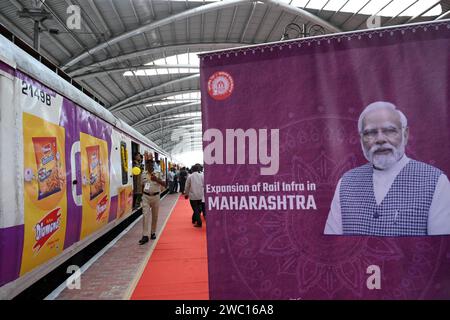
[131,195,209,300]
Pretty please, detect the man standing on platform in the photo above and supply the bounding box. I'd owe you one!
[139,159,166,244]
[168,168,175,194]
[185,164,204,228]
[179,167,188,194]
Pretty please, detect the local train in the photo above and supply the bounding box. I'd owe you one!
[0,33,175,299]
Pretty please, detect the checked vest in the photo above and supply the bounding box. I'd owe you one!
[340,160,441,236]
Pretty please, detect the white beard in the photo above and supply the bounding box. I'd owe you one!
[363,140,405,170]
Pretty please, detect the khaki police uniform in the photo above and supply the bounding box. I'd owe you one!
[141,171,162,236]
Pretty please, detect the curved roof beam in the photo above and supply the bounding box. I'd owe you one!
[262,0,341,33]
[157,131,203,143]
[167,145,203,154]
[166,137,203,144]
[142,112,200,126]
[112,89,199,114]
[61,0,254,70]
[159,144,203,154]
[145,117,202,137]
[110,74,199,111]
[155,132,203,146]
[73,64,199,81]
[132,102,200,128]
[138,111,202,128]
[156,131,203,146]
[68,43,247,77]
[166,142,203,151]
[155,131,201,143]
[435,10,450,20]
[163,139,204,151]
[144,114,201,127]
[154,134,203,150]
[160,143,203,153]
[154,131,203,145]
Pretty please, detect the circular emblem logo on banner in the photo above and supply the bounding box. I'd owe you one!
[207,71,234,100]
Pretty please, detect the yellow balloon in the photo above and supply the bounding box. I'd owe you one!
[132,166,141,176]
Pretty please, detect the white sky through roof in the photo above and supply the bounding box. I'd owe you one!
[166,112,202,119]
[145,92,200,108]
[171,0,441,16]
[307,0,442,17]
[173,150,204,168]
[124,68,198,76]
[124,53,199,77]
[126,0,441,79]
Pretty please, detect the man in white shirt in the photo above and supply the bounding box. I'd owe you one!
[185,164,204,227]
[168,168,175,194]
[324,101,450,236]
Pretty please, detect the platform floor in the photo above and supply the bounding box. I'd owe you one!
[131,194,208,300]
[55,193,207,300]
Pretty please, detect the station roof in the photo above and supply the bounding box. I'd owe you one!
[1,0,449,155]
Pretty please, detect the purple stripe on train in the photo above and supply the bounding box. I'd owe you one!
[0,225,24,287]
[0,61,15,76]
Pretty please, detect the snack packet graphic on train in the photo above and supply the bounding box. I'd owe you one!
[32,137,61,200]
[86,145,103,200]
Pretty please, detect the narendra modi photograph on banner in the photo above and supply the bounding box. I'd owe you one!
[324,101,450,237]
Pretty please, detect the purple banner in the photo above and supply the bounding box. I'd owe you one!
[200,21,450,299]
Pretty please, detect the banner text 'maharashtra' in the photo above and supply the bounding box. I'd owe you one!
[208,194,317,211]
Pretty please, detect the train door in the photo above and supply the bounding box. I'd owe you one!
[131,141,141,209]
[110,130,133,221]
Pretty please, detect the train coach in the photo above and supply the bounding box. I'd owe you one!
[0,33,173,299]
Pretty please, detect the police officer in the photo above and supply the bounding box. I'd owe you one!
[139,160,166,244]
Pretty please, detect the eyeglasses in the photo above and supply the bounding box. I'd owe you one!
[361,126,403,141]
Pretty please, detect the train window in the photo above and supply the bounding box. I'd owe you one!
[120,141,128,185]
